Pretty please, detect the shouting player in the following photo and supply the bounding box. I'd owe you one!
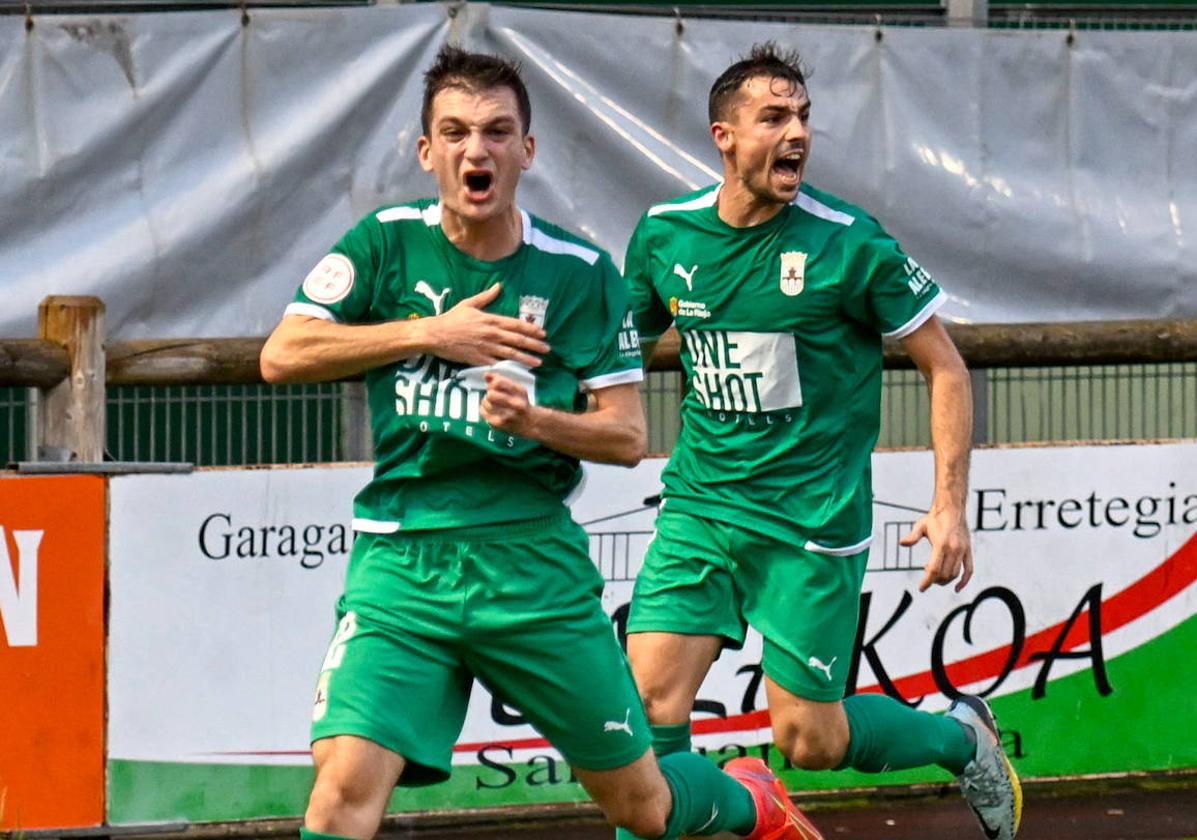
[621,43,1021,840]
[262,45,823,840]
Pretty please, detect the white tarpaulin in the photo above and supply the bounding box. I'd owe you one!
[2,4,1194,339]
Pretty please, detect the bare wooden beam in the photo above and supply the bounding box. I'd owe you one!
[649,319,1197,372]
[0,339,69,387]
[107,338,269,386]
[890,319,1197,369]
[11,317,1192,390]
[37,296,106,461]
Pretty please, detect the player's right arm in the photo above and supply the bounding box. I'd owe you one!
[622,214,673,371]
[260,283,550,384]
[260,213,548,384]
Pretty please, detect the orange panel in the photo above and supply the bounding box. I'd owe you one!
[0,475,106,830]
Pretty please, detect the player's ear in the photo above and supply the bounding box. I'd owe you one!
[521,133,535,171]
[711,121,734,156]
[417,134,433,172]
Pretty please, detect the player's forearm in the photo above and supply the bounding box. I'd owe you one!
[260,317,429,384]
[926,361,973,514]
[521,404,647,467]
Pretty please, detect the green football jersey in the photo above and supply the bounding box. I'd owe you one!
[289,199,642,533]
[625,183,945,552]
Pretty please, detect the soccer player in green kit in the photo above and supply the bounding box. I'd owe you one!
[621,44,1022,840]
[261,46,823,840]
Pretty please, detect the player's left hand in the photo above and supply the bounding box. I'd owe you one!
[481,372,538,438]
[901,506,973,593]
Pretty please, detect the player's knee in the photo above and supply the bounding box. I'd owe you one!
[774,722,846,770]
[638,684,691,725]
[306,769,381,830]
[607,802,669,839]
[598,783,670,839]
[638,690,672,725]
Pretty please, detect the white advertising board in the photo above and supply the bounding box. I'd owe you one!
[107,443,1197,820]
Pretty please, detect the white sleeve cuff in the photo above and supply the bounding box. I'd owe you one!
[284,302,339,322]
[580,367,645,392]
[882,290,947,339]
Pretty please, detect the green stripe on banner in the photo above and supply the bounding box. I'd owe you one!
[108,613,1197,823]
[107,755,592,824]
[107,761,314,823]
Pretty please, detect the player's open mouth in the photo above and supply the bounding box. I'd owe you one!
[772,151,803,185]
[464,171,494,200]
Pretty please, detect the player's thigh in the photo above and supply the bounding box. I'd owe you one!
[626,631,723,724]
[310,734,406,800]
[733,534,868,703]
[628,509,744,644]
[312,537,473,787]
[466,519,652,773]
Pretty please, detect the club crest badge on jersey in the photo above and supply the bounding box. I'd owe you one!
[780,251,806,296]
[519,295,550,328]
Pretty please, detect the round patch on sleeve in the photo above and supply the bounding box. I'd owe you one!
[302,253,355,304]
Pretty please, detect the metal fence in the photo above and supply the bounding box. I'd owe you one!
[0,387,29,463]
[878,362,1197,449]
[106,383,349,465]
[0,382,348,466]
[643,371,684,454]
[4,0,1196,30]
[3,362,1194,467]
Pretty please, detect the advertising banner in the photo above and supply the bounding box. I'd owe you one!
[106,445,1197,823]
[107,466,367,824]
[0,475,106,831]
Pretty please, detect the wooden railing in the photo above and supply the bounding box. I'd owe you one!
[5,295,1197,462]
[650,319,1197,370]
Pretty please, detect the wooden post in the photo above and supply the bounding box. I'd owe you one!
[37,296,106,462]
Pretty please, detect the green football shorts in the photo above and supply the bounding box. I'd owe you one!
[627,508,868,702]
[310,511,651,785]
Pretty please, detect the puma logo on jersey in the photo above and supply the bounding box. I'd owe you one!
[604,708,634,737]
[673,263,698,291]
[808,655,837,682]
[414,281,451,316]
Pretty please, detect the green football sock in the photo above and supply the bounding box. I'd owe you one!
[651,722,693,757]
[299,828,356,840]
[657,751,757,838]
[616,751,756,840]
[838,693,976,775]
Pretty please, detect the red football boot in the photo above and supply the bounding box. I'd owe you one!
[724,757,825,840]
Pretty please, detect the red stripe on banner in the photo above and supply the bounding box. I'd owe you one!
[454,735,557,753]
[861,527,1197,700]
[205,751,312,757]
[450,531,1197,753]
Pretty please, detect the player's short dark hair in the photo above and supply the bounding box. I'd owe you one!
[708,42,809,124]
[421,44,531,136]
